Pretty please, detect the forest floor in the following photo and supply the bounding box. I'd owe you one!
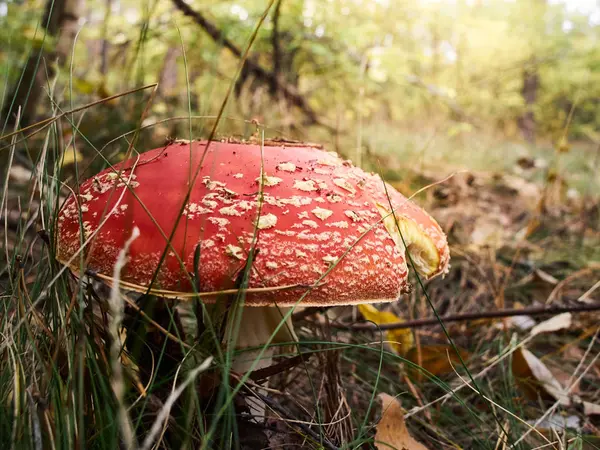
[2,133,600,449]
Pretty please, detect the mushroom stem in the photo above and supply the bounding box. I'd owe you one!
[226,305,297,420]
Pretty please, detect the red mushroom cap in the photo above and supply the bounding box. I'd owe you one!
[56,140,449,306]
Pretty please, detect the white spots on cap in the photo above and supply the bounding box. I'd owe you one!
[345,210,361,222]
[327,194,342,203]
[334,178,356,194]
[302,220,318,229]
[298,211,309,219]
[80,204,89,213]
[313,197,325,203]
[203,239,215,248]
[225,244,244,260]
[92,177,114,194]
[280,196,312,207]
[233,173,244,179]
[326,221,349,229]
[275,229,296,237]
[208,217,230,229]
[257,213,278,229]
[257,175,283,187]
[184,202,212,218]
[202,198,219,209]
[313,168,329,175]
[295,249,308,258]
[219,205,243,216]
[277,162,296,172]
[297,230,335,242]
[202,176,227,191]
[293,179,318,192]
[116,180,140,189]
[317,159,339,167]
[80,192,94,202]
[266,261,278,269]
[322,255,338,264]
[312,207,333,220]
[120,204,128,211]
[237,200,256,211]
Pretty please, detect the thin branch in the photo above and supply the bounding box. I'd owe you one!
[170,0,332,130]
[305,301,600,331]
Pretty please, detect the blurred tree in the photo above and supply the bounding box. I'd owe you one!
[3,0,600,147]
[2,0,84,128]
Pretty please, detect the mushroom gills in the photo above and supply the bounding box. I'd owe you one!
[377,204,440,278]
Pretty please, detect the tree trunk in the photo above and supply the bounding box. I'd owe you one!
[2,0,84,129]
[518,64,538,145]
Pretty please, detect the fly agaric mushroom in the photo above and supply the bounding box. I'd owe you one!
[56,139,449,382]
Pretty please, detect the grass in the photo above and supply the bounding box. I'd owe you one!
[2,2,600,449]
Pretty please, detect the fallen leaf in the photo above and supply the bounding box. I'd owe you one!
[583,401,600,416]
[61,146,84,167]
[512,347,570,406]
[530,313,572,337]
[9,165,32,183]
[375,393,429,450]
[405,345,470,379]
[505,315,536,331]
[527,414,581,432]
[533,269,559,285]
[358,304,414,356]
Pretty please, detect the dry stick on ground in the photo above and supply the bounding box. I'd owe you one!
[298,301,600,331]
[170,0,332,130]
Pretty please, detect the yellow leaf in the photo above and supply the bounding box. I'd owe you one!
[61,146,84,167]
[405,345,470,379]
[358,304,414,356]
[375,393,429,450]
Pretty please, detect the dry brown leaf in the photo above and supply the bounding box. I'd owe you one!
[583,401,600,416]
[530,313,572,336]
[375,393,429,450]
[512,347,569,406]
[405,345,470,379]
[358,304,414,356]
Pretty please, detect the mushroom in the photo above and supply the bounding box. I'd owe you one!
[56,139,449,414]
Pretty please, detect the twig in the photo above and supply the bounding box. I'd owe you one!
[314,301,600,331]
[170,0,332,130]
[248,352,313,382]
